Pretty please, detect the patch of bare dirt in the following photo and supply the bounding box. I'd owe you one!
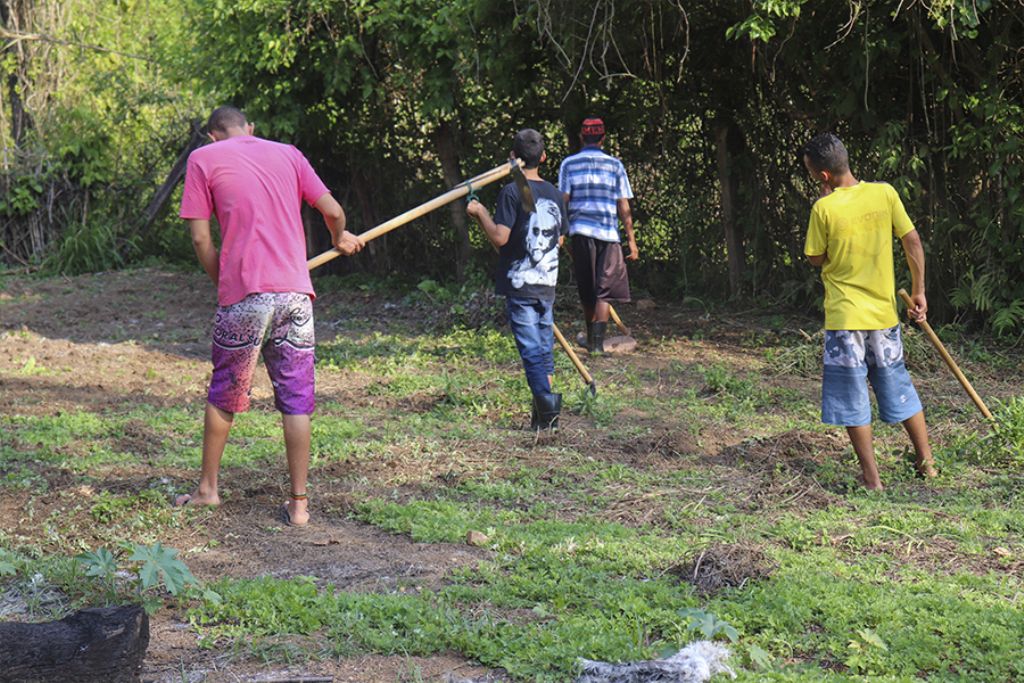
[0,332,209,414]
[828,526,1024,579]
[184,503,488,593]
[714,429,842,470]
[0,467,486,595]
[0,270,388,417]
[0,269,213,349]
[711,430,847,510]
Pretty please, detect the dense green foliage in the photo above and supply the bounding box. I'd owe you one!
[0,0,196,269]
[2,0,1023,329]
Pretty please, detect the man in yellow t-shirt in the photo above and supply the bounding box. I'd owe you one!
[802,132,937,490]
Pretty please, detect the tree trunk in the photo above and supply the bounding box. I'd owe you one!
[0,0,34,148]
[0,605,150,683]
[433,119,470,281]
[714,120,744,299]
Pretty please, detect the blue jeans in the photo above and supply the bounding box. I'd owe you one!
[506,297,555,396]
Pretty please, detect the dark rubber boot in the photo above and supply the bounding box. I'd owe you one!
[590,321,607,354]
[585,321,594,350]
[531,392,562,431]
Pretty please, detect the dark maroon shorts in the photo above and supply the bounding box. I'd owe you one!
[571,234,631,306]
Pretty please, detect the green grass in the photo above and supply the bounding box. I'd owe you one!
[189,484,1024,680]
[3,274,1024,681]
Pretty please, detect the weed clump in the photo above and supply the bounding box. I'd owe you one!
[946,396,1024,466]
[668,543,776,596]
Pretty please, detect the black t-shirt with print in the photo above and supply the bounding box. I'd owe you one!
[492,179,569,301]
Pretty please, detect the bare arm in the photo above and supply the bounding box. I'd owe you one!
[188,219,218,284]
[900,229,927,321]
[807,253,827,267]
[466,200,510,249]
[618,198,638,260]
[314,193,363,255]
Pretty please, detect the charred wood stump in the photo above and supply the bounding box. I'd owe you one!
[0,605,149,683]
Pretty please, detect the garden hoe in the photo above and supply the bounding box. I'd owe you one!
[306,159,523,270]
[898,288,993,421]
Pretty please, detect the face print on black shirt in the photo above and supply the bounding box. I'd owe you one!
[508,197,561,289]
[493,179,569,300]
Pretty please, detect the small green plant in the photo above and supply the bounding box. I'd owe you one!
[578,385,600,417]
[947,396,1024,466]
[677,608,739,643]
[845,627,889,675]
[130,543,199,596]
[0,550,17,577]
[20,356,48,375]
[416,278,452,304]
[697,364,752,396]
[746,643,774,670]
[77,542,205,612]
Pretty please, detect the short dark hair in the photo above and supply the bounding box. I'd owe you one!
[802,132,849,174]
[207,106,248,134]
[512,128,544,169]
[581,116,605,145]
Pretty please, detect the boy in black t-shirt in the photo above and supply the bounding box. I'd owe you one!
[466,129,569,430]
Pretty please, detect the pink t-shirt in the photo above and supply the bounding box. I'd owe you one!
[179,136,330,306]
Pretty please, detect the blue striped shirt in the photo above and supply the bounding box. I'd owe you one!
[558,147,633,242]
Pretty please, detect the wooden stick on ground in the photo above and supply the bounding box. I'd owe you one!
[307,161,518,271]
[897,288,994,421]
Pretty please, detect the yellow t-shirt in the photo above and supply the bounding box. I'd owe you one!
[804,182,915,330]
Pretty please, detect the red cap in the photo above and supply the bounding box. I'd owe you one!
[581,117,605,138]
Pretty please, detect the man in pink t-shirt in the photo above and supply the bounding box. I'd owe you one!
[175,106,363,526]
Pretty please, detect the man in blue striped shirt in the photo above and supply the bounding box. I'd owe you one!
[558,117,638,353]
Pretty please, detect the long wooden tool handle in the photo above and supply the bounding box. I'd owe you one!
[608,305,630,336]
[553,322,597,396]
[898,289,994,421]
[560,243,630,335]
[307,161,515,271]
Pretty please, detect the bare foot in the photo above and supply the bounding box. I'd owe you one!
[283,499,309,526]
[174,491,221,507]
[916,460,938,479]
[858,475,884,491]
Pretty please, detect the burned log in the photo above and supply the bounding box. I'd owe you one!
[0,605,149,683]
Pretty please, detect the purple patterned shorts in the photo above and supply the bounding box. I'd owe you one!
[208,292,315,415]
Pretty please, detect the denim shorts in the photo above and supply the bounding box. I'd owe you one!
[505,296,555,396]
[821,326,922,426]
